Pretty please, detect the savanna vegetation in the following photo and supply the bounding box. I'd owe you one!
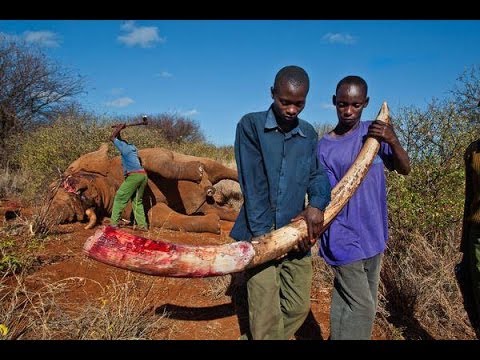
[1,36,480,339]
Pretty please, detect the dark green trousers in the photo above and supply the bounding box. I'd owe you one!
[467,225,480,316]
[242,254,312,340]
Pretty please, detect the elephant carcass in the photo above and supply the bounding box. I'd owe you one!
[84,102,391,276]
[48,145,240,233]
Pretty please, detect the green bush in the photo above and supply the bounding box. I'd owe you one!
[9,112,108,200]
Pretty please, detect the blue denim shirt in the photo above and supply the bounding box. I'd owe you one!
[113,138,144,176]
[230,107,331,242]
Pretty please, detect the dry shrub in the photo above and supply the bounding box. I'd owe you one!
[0,176,64,243]
[170,142,235,163]
[0,167,28,199]
[144,113,205,144]
[0,271,35,339]
[380,227,475,339]
[0,273,89,339]
[0,217,48,275]
[70,275,168,340]
[0,273,168,340]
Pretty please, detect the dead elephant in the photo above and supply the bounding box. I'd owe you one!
[48,143,240,234]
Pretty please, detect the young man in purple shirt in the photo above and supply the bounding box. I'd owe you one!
[317,75,410,339]
[231,65,331,340]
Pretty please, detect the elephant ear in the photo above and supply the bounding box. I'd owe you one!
[66,143,110,176]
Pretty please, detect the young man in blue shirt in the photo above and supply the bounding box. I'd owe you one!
[317,75,410,339]
[230,65,331,340]
[110,123,148,231]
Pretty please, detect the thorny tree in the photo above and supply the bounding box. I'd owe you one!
[0,37,84,161]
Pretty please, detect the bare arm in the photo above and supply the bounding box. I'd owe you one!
[368,120,411,175]
[110,123,126,142]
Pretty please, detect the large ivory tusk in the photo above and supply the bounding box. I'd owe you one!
[249,101,390,267]
[83,102,390,277]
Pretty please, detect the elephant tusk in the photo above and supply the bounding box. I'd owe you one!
[84,208,97,230]
[249,101,390,267]
[83,102,390,277]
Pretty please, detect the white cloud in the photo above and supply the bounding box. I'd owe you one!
[155,71,173,78]
[320,102,335,110]
[322,32,356,45]
[0,32,20,42]
[110,88,125,95]
[105,97,134,108]
[118,21,165,48]
[24,31,61,47]
[182,109,198,117]
[0,31,61,47]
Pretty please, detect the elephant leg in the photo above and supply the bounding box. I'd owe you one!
[147,203,221,234]
[199,203,239,222]
[146,158,205,183]
[172,154,238,184]
[201,160,238,184]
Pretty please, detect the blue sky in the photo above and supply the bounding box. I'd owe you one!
[1,20,479,146]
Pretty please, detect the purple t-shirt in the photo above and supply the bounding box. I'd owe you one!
[316,121,394,266]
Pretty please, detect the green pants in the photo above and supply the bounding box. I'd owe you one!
[242,253,312,340]
[111,173,148,228]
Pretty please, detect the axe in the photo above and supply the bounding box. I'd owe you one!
[111,115,148,128]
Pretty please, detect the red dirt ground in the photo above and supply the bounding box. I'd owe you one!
[1,200,388,340]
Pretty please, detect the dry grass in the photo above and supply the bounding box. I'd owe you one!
[70,275,169,340]
[380,226,475,339]
[201,275,232,300]
[28,177,65,238]
[0,272,87,339]
[311,244,334,293]
[0,167,28,199]
[201,272,248,312]
[0,273,169,340]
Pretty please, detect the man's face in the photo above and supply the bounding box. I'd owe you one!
[334,83,368,128]
[271,81,308,124]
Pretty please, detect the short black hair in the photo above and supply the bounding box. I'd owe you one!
[273,65,310,92]
[336,75,368,96]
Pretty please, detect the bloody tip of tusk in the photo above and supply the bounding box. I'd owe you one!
[84,102,390,277]
[83,226,255,277]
